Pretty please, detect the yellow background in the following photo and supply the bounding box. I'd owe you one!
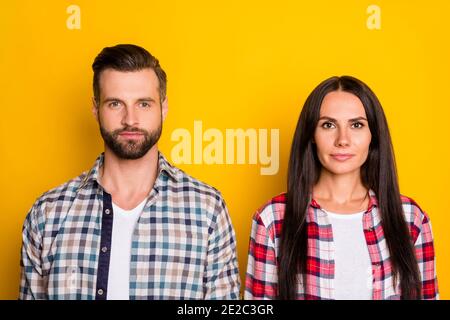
[1,0,449,299]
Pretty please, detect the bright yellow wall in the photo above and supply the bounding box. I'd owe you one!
[1,0,448,299]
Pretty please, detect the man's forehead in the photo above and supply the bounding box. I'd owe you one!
[99,68,159,82]
[99,68,160,97]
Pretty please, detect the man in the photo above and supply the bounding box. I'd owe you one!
[19,44,240,300]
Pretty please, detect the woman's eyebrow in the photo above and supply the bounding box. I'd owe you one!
[318,116,337,121]
[318,116,368,122]
[348,116,368,122]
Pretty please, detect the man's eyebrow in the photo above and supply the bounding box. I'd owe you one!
[137,97,157,102]
[102,97,124,103]
[102,97,157,103]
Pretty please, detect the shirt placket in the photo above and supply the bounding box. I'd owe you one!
[94,190,114,300]
[318,208,335,300]
[307,206,334,300]
[362,208,383,300]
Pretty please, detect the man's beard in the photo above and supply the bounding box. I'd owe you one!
[99,121,162,160]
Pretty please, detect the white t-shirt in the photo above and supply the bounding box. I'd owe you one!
[325,210,373,300]
[107,199,146,300]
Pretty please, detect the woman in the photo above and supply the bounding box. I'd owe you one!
[245,76,438,300]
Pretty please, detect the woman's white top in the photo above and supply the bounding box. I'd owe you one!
[324,210,373,300]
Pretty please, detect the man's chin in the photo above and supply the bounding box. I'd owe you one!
[99,125,161,160]
[109,140,155,159]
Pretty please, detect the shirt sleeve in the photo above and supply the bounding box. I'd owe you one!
[414,211,439,300]
[19,203,47,300]
[203,195,241,299]
[244,210,278,299]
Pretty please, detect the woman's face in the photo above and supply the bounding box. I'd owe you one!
[314,90,372,176]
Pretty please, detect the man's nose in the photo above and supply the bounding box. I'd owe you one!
[121,105,138,127]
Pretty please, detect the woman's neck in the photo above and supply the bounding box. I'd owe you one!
[312,169,369,213]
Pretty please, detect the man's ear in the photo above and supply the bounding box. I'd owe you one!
[92,97,99,122]
[161,97,168,121]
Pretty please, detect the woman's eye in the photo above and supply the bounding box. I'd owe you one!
[140,102,149,107]
[322,122,335,129]
[352,122,364,129]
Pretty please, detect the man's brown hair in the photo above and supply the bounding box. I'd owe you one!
[92,44,167,104]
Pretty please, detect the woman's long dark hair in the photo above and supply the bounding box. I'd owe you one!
[278,76,421,299]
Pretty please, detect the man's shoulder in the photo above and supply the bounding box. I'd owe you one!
[159,152,223,203]
[173,167,224,203]
[23,171,89,230]
[32,171,88,209]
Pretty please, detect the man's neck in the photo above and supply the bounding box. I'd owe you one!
[99,145,159,210]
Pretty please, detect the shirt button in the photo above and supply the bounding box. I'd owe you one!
[105,209,110,215]
[101,247,108,253]
[97,289,104,296]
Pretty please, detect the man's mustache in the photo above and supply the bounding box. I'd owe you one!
[113,127,148,135]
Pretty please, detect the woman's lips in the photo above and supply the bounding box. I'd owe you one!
[330,154,355,161]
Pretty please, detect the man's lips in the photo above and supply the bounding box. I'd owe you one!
[118,131,144,139]
[330,154,355,161]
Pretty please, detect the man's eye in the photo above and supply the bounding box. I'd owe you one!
[322,122,335,129]
[140,102,150,107]
[109,101,120,108]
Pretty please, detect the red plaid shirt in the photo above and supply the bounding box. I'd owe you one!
[245,190,438,300]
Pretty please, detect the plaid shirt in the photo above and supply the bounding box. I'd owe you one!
[20,152,240,300]
[245,190,438,300]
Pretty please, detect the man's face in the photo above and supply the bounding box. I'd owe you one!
[93,68,168,159]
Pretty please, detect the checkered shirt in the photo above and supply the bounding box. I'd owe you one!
[20,152,240,300]
[245,190,438,300]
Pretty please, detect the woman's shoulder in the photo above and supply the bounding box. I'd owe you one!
[400,194,431,227]
[252,192,287,229]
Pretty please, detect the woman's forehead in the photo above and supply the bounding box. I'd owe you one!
[320,91,367,118]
